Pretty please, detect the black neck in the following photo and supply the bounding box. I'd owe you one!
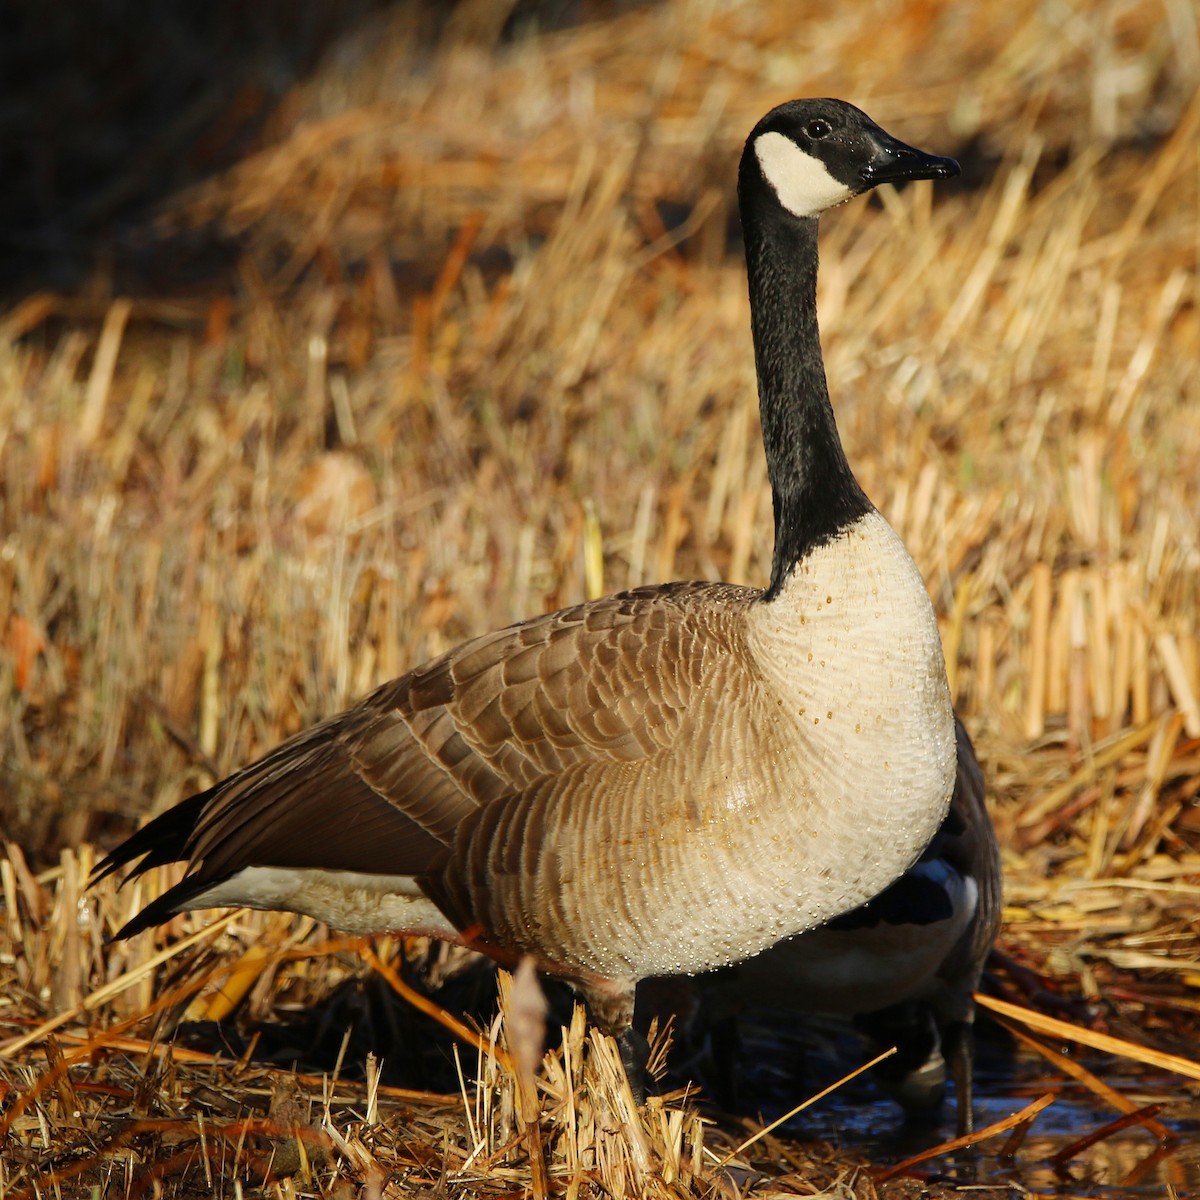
[742,202,871,597]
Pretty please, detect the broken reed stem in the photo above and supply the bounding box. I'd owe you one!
[874,1092,1057,1183]
[718,1045,897,1167]
[0,911,242,1060]
[362,944,513,1069]
[0,969,217,1139]
[78,297,134,446]
[993,1015,1174,1141]
[1026,563,1053,740]
[1050,1103,1167,1166]
[1015,718,1160,830]
[975,994,1200,1083]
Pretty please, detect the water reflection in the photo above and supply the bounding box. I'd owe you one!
[678,1009,1200,1196]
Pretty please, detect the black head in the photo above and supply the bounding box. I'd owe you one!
[740,98,960,220]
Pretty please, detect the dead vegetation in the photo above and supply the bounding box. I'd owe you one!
[2,0,1200,1195]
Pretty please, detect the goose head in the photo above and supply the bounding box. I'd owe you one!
[742,98,960,220]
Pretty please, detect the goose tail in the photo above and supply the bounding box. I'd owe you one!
[92,789,217,939]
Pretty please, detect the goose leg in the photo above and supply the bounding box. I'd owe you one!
[942,1019,976,1136]
[617,1026,651,1104]
[707,1012,742,1112]
[580,978,647,1103]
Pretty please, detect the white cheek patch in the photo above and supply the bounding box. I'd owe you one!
[754,131,855,217]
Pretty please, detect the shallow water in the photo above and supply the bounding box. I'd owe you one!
[719,1014,1200,1197]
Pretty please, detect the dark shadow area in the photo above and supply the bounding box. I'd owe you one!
[0,0,377,292]
[0,0,652,298]
[171,950,1014,1122]
[167,954,1200,1196]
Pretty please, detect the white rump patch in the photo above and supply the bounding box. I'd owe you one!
[754,131,854,218]
[192,866,459,938]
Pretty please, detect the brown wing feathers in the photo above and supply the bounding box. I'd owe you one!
[97,583,757,941]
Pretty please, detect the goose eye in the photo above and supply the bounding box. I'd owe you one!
[805,119,832,139]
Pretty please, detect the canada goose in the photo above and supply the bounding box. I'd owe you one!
[697,716,1000,1133]
[94,99,961,1095]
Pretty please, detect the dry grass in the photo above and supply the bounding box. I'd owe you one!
[2,0,1200,1194]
